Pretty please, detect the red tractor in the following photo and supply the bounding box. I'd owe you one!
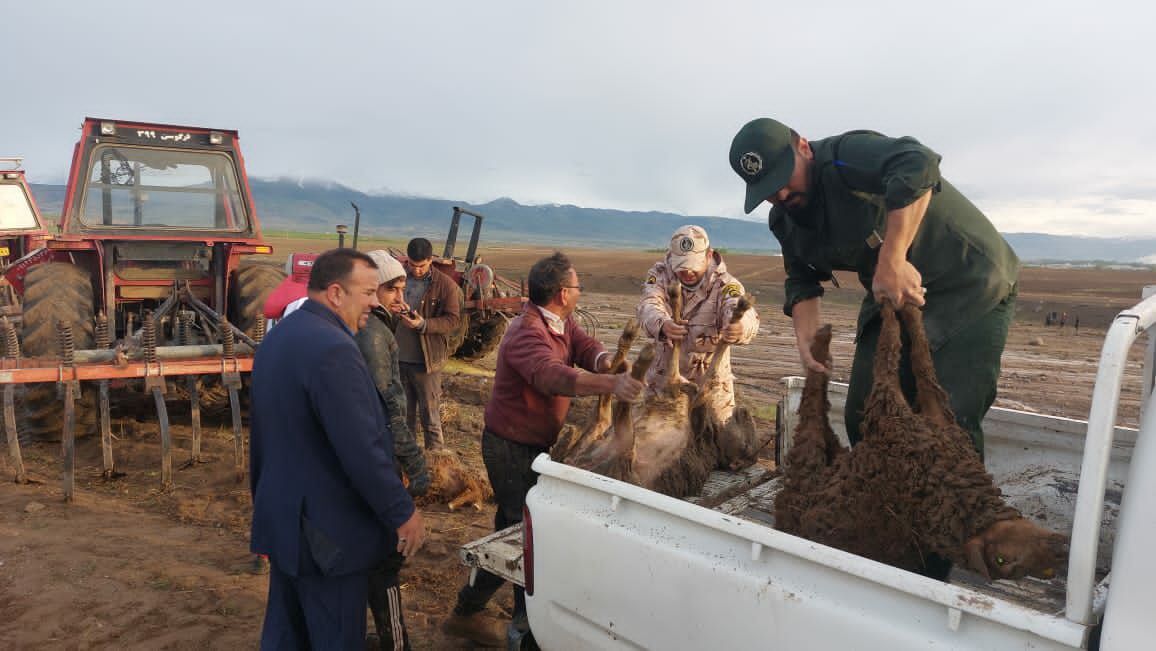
[397,207,528,361]
[0,157,53,315]
[2,118,284,440]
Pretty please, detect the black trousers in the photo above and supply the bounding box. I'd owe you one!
[261,560,368,650]
[454,429,547,621]
[368,550,409,650]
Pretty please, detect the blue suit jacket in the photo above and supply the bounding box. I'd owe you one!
[249,299,415,577]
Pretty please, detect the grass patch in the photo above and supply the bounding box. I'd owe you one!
[444,359,494,377]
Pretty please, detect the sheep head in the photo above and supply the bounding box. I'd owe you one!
[963,518,1069,581]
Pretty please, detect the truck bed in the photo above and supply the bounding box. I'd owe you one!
[461,442,1115,623]
[707,471,1075,618]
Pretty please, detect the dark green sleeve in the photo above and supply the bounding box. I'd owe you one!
[770,209,826,317]
[833,132,942,210]
[783,257,825,316]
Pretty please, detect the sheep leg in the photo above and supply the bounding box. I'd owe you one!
[555,319,641,461]
[570,344,655,479]
[448,486,481,511]
[693,295,753,408]
[593,318,641,432]
[897,304,957,430]
[664,284,687,399]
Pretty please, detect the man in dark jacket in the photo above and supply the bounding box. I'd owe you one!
[250,248,426,649]
[729,118,1019,457]
[395,237,463,450]
[442,251,644,648]
[357,249,431,651]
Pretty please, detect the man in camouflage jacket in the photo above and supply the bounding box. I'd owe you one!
[637,225,760,425]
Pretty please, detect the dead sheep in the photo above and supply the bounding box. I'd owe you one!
[414,449,492,511]
[775,303,1067,581]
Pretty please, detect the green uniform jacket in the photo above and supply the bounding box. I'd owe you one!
[355,308,430,496]
[769,130,1019,350]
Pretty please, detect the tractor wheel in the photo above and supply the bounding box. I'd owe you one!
[454,312,509,362]
[19,262,98,441]
[230,263,286,337]
[446,292,469,356]
[207,262,285,416]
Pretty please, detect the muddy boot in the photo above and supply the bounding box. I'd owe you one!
[442,611,507,648]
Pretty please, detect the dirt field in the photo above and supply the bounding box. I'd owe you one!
[2,239,1153,649]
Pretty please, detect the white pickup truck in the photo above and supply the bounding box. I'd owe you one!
[460,287,1156,650]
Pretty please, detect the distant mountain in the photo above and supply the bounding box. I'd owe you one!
[28,179,1156,264]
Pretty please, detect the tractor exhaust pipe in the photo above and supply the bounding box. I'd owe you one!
[350,201,361,250]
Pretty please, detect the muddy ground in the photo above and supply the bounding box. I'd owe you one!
[1,240,1152,649]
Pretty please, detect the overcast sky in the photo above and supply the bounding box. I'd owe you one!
[5,1,1155,236]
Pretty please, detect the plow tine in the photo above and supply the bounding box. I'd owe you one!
[2,318,25,483]
[153,386,172,487]
[57,319,79,501]
[228,385,243,481]
[63,382,76,501]
[179,311,202,465]
[142,311,172,488]
[219,316,245,481]
[189,377,202,463]
[95,314,115,478]
[5,385,25,483]
[99,381,113,477]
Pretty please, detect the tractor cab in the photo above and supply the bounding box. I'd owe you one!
[5,118,285,443]
[31,117,278,338]
[0,158,52,306]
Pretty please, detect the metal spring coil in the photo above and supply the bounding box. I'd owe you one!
[142,310,158,364]
[57,319,75,365]
[1,316,18,359]
[95,313,111,349]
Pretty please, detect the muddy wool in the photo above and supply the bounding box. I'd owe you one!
[774,303,1067,581]
[555,288,767,499]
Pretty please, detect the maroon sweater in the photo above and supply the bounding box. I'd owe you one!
[484,303,606,447]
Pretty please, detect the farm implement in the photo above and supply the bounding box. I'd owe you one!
[1,118,283,499]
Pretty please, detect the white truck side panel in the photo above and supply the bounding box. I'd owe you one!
[526,458,1086,650]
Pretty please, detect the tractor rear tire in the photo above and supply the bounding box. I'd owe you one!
[19,262,98,441]
[230,263,286,337]
[454,312,509,362]
[187,263,285,418]
[446,292,469,356]
[213,262,286,416]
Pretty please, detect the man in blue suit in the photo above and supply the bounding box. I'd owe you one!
[250,247,427,649]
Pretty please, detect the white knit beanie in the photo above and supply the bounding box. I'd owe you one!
[366,250,406,285]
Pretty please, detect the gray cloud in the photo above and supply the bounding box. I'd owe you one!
[5,0,1155,234]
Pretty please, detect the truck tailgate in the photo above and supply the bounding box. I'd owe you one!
[459,463,775,587]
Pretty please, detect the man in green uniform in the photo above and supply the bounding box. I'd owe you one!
[729,118,1019,457]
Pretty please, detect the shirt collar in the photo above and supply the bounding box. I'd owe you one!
[301,298,355,338]
[536,304,566,336]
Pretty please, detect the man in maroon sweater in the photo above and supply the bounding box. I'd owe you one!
[442,252,644,648]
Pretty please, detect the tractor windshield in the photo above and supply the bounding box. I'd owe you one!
[0,182,40,230]
[77,145,250,232]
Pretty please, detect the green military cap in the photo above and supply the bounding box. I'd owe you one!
[729,118,796,213]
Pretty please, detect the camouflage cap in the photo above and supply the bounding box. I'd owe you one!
[729,118,796,213]
[668,225,710,272]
